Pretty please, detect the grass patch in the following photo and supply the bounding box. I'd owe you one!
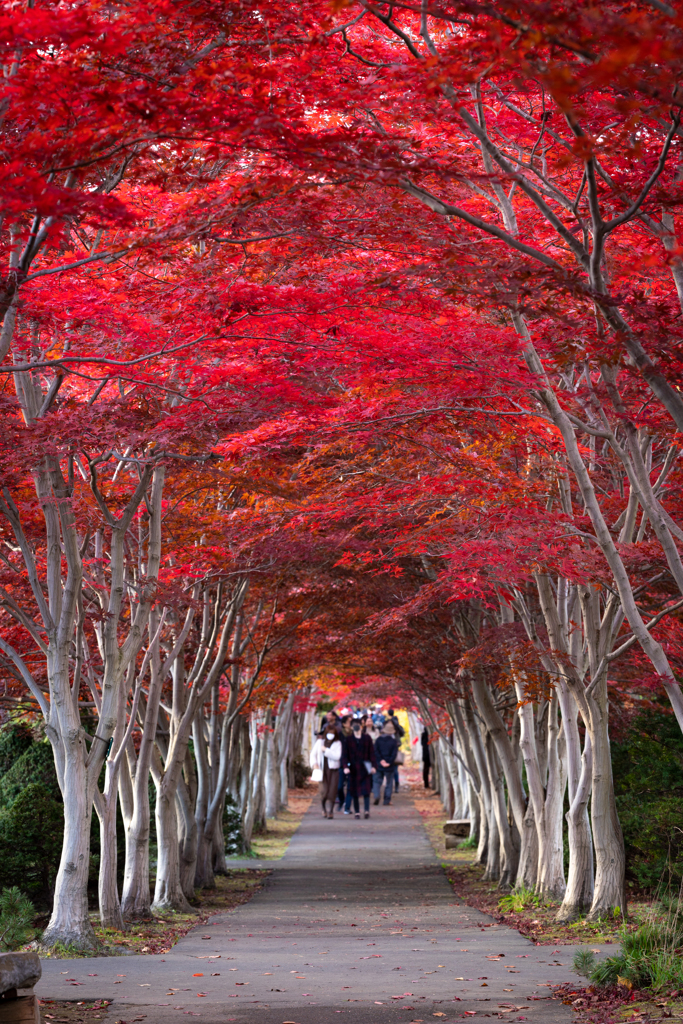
[573,892,683,992]
[250,786,312,860]
[411,790,475,868]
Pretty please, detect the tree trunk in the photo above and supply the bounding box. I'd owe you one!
[538,693,567,898]
[193,716,214,890]
[176,776,198,900]
[153,785,193,913]
[486,734,518,889]
[243,713,270,848]
[42,729,97,949]
[557,732,594,921]
[587,679,626,920]
[94,786,124,931]
[212,806,228,875]
[516,801,538,890]
[265,726,279,819]
[556,682,594,921]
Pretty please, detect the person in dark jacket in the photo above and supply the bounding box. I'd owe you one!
[337,715,354,810]
[387,709,405,793]
[373,722,398,805]
[342,719,376,818]
[421,726,431,788]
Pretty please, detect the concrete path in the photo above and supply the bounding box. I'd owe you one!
[37,788,589,1024]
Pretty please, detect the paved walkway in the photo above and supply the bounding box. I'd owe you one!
[37,789,587,1024]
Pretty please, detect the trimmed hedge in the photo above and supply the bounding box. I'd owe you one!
[612,709,683,891]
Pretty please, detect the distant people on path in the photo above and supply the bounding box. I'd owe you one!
[310,726,343,818]
[365,715,381,743]
[319,708,340,733]
[386,708,405,792]
[373,721,398,805]
[420,725,431,788]
[337,715,354,810]
[342,718,376,818]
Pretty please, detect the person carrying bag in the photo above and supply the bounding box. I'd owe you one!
[310,728,342,818]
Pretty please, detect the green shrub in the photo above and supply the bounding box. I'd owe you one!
[0,783,64,902]
[0,725,34,780]
[290,754,310,789]
[0,742,61,809]
[612,710,683,891]
[586,895,683,991]
[0,887,35,951]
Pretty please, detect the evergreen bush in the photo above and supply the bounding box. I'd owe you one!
[0,725,33,779]
[0,783,63,902]
[0,887,35,951]
[612,709,683,890]
[0,742,61,809]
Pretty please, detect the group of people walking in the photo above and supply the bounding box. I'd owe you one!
[309,709,405,819]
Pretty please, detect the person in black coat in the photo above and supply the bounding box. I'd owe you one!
[421,726,431,788]
[373,723,398,805]
[342,720,377,818]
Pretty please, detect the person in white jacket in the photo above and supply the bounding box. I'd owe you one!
[310,728,343,818]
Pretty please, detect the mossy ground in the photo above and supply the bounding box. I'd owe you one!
[40,999,112,1024]
[411,787,652,945]
[39,785,313,959]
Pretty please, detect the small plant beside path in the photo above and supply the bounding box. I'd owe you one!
[558,897,683,1023]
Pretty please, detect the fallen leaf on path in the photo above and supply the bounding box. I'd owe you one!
[192,973,203,977]
[433,1013,447,1017]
